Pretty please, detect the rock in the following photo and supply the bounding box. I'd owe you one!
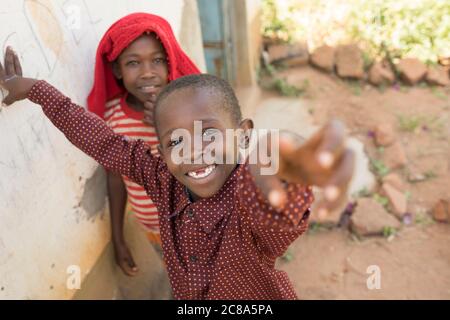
[397,58,427,85]
[426,65,450,86]
[335,44,364,79]
[432,199,449,223]
[368,61,395,86]
[283,54,310,67]
[407,172,427,183]
[267,42,309,66]
[350,198,401,236]
[382,141,407,169]
[310,45,335,72]
[346,137,377,196]
[382,173,406,192]
[381,183,407,218]
[374,123,396,146]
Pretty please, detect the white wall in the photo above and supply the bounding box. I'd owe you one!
[0,0,205,299]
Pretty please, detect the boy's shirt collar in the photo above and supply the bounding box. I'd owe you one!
[120,92,145,121]
[168,163,243,234]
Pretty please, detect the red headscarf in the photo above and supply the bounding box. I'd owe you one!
[87,12,201,118]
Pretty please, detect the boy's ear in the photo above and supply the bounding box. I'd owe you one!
[112,61,122,79]
[238,118,254,148]
[239,118,254,131]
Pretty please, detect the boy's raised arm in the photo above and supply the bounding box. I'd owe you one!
[0,47,161,189]
[30,81,160,185]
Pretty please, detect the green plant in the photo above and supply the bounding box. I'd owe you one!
[370,158,390,177]
[261,0,297,43]
[430,87,448,100]
[355,187,372,198]
[414,211,435,226]
[270,78,308,97]
[308,222,327,234]
[383,226,397,238]
[348,0,450,64]
[281,248,294,262]
[424,170,437,180]
[373,193,389,208]
[397,115,423,132]
[404,191,412,201]
[261,0,450,64]
[347,80,362,96]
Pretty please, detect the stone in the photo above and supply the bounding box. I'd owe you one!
[426,65,450,86]
[310,45,335,72]
[397,58,427,85]
[432,199,449,223]
[407,172,427,183]
[368,61,395,86]
[374,123,396,146]
[382,173,406,192]
[335,44,364,79]
[350,198,401,236]
[381,183,408,218]
[283,54,310,67]
[345,137,377,196]
[382,141,407,169]
[267,42,309,66]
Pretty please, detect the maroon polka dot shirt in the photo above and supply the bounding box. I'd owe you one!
[28,81,314,300]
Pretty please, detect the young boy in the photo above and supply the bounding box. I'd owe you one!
[87,13,200,276]
[1,49,354,299]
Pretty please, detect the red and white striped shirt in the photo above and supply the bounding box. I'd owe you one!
[104,95,160,235]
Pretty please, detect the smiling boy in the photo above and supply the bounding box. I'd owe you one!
[1,48,354,299]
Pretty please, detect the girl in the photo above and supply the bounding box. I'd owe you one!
[87,13,200,276]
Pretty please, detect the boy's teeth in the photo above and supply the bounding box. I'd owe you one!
[187,165,215,179]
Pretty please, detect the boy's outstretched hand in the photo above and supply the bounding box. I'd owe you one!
[0,46,37,106]
[262,120,355,218]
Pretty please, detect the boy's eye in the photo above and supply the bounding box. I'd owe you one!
[168,136,183,147]
[203,128,219,138]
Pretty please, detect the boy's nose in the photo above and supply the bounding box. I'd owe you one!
[189,143,203,163]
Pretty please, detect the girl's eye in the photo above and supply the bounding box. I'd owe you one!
[169,136,183,147]
[153,57,167,65]
[126,60,139,66]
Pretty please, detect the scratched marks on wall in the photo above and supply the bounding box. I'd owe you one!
[0,0,100,79]
[23,0,64,77]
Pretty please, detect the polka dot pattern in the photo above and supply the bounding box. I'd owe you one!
[29,81,314,300]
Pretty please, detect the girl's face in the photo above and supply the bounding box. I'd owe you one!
[113,33,169,109]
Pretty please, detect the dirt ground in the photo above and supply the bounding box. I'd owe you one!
[246,65,450,299]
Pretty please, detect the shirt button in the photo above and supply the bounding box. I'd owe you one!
[187,209,194,218]
[189,255,198,263]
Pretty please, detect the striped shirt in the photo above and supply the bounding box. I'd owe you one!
[104,95,160,235]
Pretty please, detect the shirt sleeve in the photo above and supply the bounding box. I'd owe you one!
[27,80,163,197]
[237,164,314,259]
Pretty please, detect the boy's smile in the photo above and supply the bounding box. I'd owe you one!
[113,33,169,111]
[156,88,252,201]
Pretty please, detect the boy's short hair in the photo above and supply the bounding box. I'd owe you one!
[155,74,243,125]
